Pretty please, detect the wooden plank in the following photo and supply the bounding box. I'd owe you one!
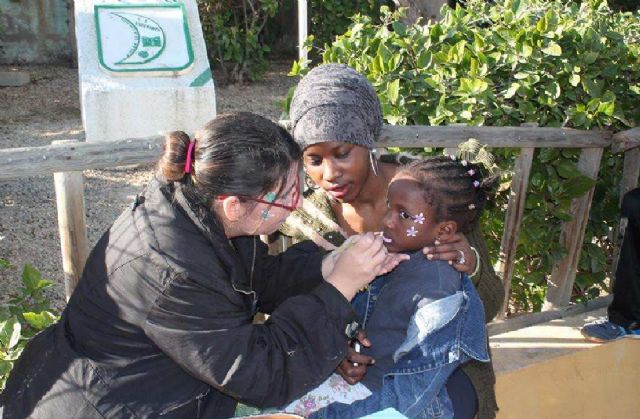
[278,121,613,149]
[496,147,535,319]
[612,127,640,153]
[488,295,612,336]
[544,148,604,310]
[0,135,164,180]
[0,126,616,180]
[376,125,612,148]
[53,140,89,300]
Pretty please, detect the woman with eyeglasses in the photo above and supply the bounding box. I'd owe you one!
[1,112,407,418]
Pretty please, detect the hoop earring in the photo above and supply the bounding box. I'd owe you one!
[369,150,379,177]
[305,173,319,191]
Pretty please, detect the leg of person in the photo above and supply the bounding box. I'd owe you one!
[582,187,640,342]
[446,366,478,419]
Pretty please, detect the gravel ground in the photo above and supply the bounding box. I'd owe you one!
[0,61,297,308]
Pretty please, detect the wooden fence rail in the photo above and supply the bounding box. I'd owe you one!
[1,125,638,326]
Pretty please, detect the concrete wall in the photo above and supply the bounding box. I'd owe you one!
[0,0,73,64]
[496,338,639,419]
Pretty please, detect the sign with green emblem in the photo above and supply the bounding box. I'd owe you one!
[95,4,194,74]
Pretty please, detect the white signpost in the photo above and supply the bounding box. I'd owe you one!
[75,0,216,143]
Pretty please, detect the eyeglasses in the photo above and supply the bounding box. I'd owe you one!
[234,170,302,212]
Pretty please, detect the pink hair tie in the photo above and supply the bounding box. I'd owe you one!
[185,139,196,174]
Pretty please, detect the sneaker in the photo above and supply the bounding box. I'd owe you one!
[581,318,640,343]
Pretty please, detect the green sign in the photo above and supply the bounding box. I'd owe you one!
[95,4,194,74]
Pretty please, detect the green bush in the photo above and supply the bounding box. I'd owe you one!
[0,260,59,391]
[309,1,393,51]
[292,0,640,313]
[198,0,279,83]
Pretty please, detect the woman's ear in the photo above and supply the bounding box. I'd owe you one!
[437,221,458,241]
[219,196,247,222]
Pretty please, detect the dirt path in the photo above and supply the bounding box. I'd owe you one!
[0,61,297,307]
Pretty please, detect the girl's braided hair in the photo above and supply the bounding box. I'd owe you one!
[398,154,499,233]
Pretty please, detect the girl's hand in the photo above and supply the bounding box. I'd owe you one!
[324,233,387,300]
[423,232,477,274]
[336,330,374,385]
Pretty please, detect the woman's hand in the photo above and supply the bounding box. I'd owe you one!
[324,233,387,300]
[336,330,374,385]
[423,232,477,274]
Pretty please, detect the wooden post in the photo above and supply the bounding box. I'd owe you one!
[496,122,538,318]
[496,147,535,318]
[53,140,89,300]
[543,148,604,310]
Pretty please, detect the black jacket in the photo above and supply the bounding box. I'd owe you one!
[2,178,356,418]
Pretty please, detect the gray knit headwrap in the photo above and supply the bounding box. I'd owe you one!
[290,64,383,150]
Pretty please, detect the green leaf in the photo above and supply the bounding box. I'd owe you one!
[0,317,21,349]
[569,74,580,87]
[597,101,615,117]
[289,60,300,76]
[22,264,42,293]
[0,359,13,376]
[417,50,432,68]
[582,52,599,64]
[563,176,596,198]
[387,79,400,105]
[460,78,488,95]
[23,311,57,331]
[542,42,562,56]
[505,83,520,98]
[555,161,577,179]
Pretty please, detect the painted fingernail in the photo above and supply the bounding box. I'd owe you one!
[424,247,431,253]
[427,254,434,260]
[434,240,440,246]
[448,260,453,265]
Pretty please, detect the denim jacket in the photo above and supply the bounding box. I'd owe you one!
[312,269,489,419]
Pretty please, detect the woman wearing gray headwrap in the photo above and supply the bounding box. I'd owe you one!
[281,64,503,419]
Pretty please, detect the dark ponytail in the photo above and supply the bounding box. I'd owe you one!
[157,112,301,212]
[158,131,192,182]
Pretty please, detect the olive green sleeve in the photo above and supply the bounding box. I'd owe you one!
[467,225,505,322]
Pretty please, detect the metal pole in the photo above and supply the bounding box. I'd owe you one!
[298,0,308,63]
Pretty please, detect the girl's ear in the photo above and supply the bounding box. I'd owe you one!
[437,221,458,241]
[219,196,247,222]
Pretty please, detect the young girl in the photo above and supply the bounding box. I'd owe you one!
[284,154,498,419]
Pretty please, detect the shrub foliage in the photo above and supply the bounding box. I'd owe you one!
[292,0,640,312]
[0,260,59,390]
[198,0,279,83]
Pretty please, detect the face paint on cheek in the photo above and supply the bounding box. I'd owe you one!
[412,213,425,224]
[260,209,272,220]
[406,226,418,237]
